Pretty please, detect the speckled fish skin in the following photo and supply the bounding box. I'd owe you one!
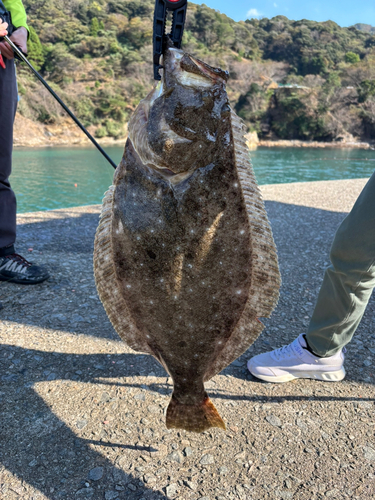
[94,44,281,433]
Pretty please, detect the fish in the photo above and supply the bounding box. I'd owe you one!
[93,42,281,433]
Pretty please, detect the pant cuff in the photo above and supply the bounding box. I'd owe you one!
[0,244,15,257]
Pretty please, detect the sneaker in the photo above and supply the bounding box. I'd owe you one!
[247,334,346,383]
[0,253,49,285]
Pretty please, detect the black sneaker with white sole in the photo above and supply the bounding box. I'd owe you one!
[0,253,49,284]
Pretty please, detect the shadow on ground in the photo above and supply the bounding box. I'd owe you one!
[1,344,170,498]
[1,200,374,498]
[1,342,374,499]
[1,201,373,382]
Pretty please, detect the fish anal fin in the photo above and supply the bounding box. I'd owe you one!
[166,395,225,433]
[93,185,151,355]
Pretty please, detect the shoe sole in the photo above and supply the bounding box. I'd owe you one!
[248,363,346,383]
[0,274,49,285]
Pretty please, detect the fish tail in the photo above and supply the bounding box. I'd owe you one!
[166,394,226,433]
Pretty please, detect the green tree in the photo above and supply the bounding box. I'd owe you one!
[345,51,360,63]
[26,26,45,71]
[358,80,375,103]
[301,54,327,75]
[235,83,271,134]
[270,90,329,140]
[90,17,100,37]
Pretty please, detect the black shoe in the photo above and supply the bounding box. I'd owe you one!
[0,253,49,284]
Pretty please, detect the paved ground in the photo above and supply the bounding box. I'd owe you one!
[0,178,374,500]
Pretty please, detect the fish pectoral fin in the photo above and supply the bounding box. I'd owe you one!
[166,394,226,433]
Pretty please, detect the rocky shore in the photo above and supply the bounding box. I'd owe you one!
[0,178,374,500]
[13,113,375,150]
[245,132,374,150]
[13,113,127,148]
[258,139,374,149]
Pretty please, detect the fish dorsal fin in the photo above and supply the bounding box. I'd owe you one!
[205,111,281,380]
[93,185,152,354]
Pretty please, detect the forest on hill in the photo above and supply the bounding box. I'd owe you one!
[17,0,375,142]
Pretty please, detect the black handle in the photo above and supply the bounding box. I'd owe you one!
[153,0,187,80]
[153,0,167,80]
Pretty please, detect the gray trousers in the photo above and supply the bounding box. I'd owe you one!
[0,58,18,253]
[306,171,375,357]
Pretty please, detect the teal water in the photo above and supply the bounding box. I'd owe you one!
[11,145,375,213]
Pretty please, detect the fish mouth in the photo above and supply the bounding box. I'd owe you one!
[161,39,229,89]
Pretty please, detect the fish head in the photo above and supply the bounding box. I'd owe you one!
[128,43,230,179]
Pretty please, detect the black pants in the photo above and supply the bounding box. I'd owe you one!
[0,58,18,254]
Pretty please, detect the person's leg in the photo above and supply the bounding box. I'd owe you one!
[0,59,49,284]
[0,58,17,252]
[306,171,375,357]
[247,172,375,382]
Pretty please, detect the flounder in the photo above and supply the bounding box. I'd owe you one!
[94,44,280,433]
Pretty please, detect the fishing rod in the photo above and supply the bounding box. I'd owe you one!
[1,0,189,167]
[1,35,117,170]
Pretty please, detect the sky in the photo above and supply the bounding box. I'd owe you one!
[193,0,375,27]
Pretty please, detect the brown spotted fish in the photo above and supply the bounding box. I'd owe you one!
[94,44,280,433]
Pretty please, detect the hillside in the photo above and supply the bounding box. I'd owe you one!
[353,23,375,34]
[15,0,375,144]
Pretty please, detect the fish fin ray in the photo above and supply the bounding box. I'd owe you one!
[166,395,225,433]
[93,185,152,354]
[205,111,281,380]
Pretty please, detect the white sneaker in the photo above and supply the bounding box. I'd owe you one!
[247,334,346,383]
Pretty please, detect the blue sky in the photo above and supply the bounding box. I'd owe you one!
[193,0,375,27]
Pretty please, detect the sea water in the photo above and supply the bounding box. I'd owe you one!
[11,145,375,213]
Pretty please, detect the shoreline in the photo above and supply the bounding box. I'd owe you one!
[13,136,375,150]
[257,139,374,149]
[12,112,127,150]
[13,137,126,149]
[13,114,375,150]
[13,137,375,151]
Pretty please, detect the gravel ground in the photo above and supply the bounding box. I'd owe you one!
[0,178,374,500]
